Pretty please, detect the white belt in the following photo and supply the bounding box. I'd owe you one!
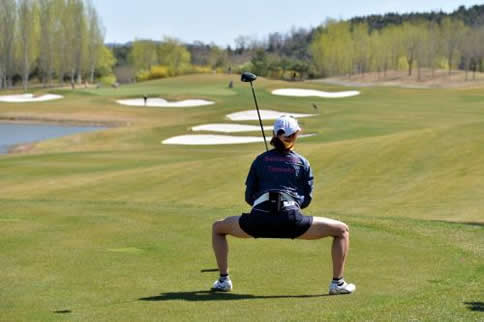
[282,200,298,207]
[253,192,298,208]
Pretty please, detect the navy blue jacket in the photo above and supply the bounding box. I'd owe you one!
[245,149,314,209]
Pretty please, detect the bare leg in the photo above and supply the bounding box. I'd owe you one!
[212,216,251,275]
[297,217,350,278]
[331,228,349,278]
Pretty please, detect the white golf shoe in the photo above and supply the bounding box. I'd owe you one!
[329,280,356,295]
[211,277,233,292]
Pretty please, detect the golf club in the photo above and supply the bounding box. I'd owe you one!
[241,71,268,151]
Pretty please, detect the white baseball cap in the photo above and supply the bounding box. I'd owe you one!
[273,115,301,136]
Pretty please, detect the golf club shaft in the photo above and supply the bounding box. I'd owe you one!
[250,81,268,151]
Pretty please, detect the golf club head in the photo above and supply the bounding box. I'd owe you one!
[241,72,257,83]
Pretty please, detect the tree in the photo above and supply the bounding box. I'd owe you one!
[423,22,442,79]
[186,41,211,65]
[86,0,105,83]
[290,59,310,80]
[461,27,482,80]
[0,0,17,88]
[57,0,75,83]
[234,35,251,54]
[381,26,404,74]
[0,0,106,87]
[368,30,386,78]
[207,45,227,69]
[157,37,191,74]
[441,17,467,75]
[310,20,353,77]
[95,46,116,76]
[17,0,39,90]
[69,0,88,84]
[351,23,370,75]
[401,22,422,76]
[250,49,269,76]
[475,27,484,76]
[413,21,431,80]
[38,0,56,86]
[130,40,157,72]
[267,32,284,52]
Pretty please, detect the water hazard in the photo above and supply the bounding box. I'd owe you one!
[0,123,104,154]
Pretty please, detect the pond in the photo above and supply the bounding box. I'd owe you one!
[0,123,105,154]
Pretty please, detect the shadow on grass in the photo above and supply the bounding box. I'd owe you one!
[200,268,219,273]
[139,290,330,302]
[436,220,484,227]
[464,301,484,312]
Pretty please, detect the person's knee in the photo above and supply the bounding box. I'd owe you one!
[334,222,349,238]
[212,220,225,235]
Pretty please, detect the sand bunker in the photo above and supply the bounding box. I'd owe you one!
[0,94,63,103]
[117,98,214,107]
[163,135,263,145]
[162,134,315,145]
[272,88,360,98]
[227,110,315,121]
[192,123,274,133]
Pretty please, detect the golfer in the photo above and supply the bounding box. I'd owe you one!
[211,115,355,295]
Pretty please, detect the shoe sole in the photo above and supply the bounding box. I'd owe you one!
[211,288,232,292]
[329,290,353,295]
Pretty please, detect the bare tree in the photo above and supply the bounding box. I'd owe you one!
[441,17,467,75]
[234,35,251,53]
[69,0,87,84]
[0,0,16,88]
[86,0,105,83]
[474,27,484,80]
[17,0,39,91]
[38,0,56,86]
[425,22,442,79]
[352,23,370,76]
[461,28,483,81]
[401,22,422,77]
[267,32,284,52]
[414,22,430,81]
[53,0,71,84]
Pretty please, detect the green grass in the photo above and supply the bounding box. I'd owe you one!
[0,74,483,321]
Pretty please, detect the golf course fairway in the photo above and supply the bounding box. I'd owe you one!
[0,74,482,321]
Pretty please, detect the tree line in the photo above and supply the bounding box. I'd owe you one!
[310,17,484,79]
[115,5,484,82]
[350,5,484,31]
[111,29,314,83]
[239,5,484,80]
[226,4,484,80]
[3,2,484,88]
[0,0,115,90]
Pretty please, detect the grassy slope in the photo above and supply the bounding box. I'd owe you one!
[0,74,482,321]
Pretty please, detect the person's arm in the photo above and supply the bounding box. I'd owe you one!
[245,159,259,206]
[300,162,314,209]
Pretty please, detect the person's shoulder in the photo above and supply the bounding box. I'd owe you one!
[253,149,272,162]
[256,150,274,160]
[290,150,310,166]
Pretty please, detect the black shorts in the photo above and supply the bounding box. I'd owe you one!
[239,202,313,239]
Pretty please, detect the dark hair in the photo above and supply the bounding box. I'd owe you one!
[270,129,290,153]
[270,136,287,153]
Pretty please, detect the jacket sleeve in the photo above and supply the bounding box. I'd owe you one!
[245,158,259,206]
[300,162,314,209]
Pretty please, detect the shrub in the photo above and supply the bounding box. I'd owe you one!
[191,65,213,74]
[98,74,117,86]
[150,65,171,79]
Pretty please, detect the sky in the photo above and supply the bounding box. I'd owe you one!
[92,0,483,47]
